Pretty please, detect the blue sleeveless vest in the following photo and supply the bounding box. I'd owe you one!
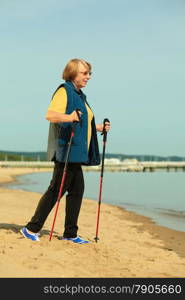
[47,81,100,166]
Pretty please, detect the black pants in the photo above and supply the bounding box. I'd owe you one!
[26,162,84,238]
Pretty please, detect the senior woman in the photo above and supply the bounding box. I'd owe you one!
[21,58,110,244]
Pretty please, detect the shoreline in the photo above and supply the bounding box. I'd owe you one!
[3,167,185,234]
[0,166,52,185]
[0,167,185,277]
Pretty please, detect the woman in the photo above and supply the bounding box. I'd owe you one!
[21,58,110,244]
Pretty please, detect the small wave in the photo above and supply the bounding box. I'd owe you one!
[156,208,185,219]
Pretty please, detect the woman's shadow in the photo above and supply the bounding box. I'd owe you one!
[0,223,52,236]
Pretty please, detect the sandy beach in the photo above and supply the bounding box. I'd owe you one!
[0,167,185,278]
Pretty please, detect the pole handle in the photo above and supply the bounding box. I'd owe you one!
[101,118,110,135]
[73,109,82,127]
[71,109,82,132]
[101,118,110,142]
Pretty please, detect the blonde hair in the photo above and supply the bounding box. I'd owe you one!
[62,58,92,81]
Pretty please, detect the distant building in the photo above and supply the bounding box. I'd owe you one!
[123,158,139,164]
[104,158,121,165]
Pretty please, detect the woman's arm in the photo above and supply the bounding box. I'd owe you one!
[45,110,80,123]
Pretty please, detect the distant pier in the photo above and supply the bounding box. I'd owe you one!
[1,160,185,172]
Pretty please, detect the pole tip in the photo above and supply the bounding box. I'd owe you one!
[94,237,99,243]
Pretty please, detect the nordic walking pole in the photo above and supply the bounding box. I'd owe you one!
[49,109,81,241]
[94,118,110,243]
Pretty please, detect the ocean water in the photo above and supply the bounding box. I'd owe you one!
[8,170,185,233]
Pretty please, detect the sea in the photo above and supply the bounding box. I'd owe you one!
[8,170,185,233]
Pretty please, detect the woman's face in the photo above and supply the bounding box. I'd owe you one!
[73,62,91,89]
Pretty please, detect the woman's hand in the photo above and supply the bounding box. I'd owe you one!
[96,122,111,133]
[70,110,82,122]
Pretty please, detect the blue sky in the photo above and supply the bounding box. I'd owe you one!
[1,0,185,156]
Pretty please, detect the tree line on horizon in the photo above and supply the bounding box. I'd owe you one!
[0,150,184,162]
